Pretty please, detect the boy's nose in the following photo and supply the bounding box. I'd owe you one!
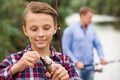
[37,30,45,36]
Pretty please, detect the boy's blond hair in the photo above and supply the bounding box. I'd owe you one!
[23,1,57,26]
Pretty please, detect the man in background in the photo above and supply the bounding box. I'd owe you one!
[62,7,107,80]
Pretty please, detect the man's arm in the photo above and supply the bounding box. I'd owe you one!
[93,30,107,64]
[62,28,78,63]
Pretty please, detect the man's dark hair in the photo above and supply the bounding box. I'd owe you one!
[79,7,93,16]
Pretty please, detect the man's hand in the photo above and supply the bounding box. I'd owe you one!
[46,64,69,80]
[10,51,40,75]
[75,61,84,69]
[100,59,108,65]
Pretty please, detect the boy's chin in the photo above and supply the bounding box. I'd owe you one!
[36,44,46,49]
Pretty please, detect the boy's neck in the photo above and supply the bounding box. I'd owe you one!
[31,46,51,57]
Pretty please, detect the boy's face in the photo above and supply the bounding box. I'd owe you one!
[23,12,57,49]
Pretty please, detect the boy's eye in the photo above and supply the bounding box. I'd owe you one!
[43,24,52,30]
[31,28,37,31]
[44,27,50,30]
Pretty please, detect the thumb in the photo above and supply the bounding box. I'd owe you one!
[45,72,52,78]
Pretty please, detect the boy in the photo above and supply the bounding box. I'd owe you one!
[0,1,80,80]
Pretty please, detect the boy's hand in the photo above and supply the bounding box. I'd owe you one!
[10,51,40,75]
[46,64,69,80]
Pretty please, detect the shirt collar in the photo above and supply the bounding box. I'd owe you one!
[24,45,57,57]
[79,22,89,30]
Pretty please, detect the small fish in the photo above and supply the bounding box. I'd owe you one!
[41,56,54,72]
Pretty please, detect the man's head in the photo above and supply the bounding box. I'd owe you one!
[79,7,93,26]
[22,1,58,49]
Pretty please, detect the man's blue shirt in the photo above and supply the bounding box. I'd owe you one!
[62,22,104,69]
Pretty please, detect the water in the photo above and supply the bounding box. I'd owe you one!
[92,24,120,80]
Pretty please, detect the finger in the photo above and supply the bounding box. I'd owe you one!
[52,65,64,80]
[28,51,40,59]
[45,72,52,78]
[26,51,40,62]
[32,51,40,59]
[57,69,68,80]
[51,64,61,73]
[26,60,34,68]
[25,56,36,64]
[16,53,38,71]
[61,74,69,80]
[21,57,35,68]
[17,59,34,72]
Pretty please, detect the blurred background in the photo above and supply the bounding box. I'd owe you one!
[0,0,120,80]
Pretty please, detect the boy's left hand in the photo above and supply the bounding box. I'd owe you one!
[45,64,69,80]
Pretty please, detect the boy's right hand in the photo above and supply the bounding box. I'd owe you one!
[10,51,40,75]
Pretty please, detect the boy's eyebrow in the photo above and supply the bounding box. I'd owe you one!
[43,24,52,27]
[29,25,38,28]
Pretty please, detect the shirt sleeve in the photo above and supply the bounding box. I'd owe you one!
[93,30,105,59]
[0,56,13,80]
[64,55,80,80]
[62,28,78,63]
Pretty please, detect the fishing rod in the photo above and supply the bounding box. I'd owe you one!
[90,59,120,73]
[95,59,120,66]
[55,0,64,66]
[84,59,120,67]
[94,68,103,73]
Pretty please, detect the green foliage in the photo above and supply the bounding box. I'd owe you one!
[0,0,28,62]
[0,0,120,62]
[89,0,120,16]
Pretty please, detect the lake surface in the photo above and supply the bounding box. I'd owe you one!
[92,23,120,80]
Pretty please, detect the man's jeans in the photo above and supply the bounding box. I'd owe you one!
[76,69,94,80]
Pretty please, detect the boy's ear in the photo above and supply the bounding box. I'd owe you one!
[53,30,57,35]
[22,26,28,36]
[53,24,57,34]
